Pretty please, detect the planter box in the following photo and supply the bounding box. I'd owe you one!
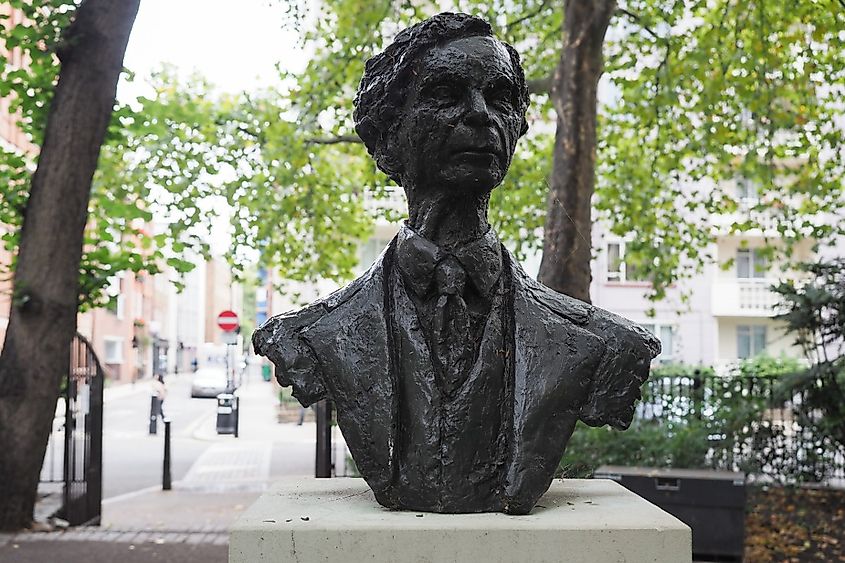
[595,466,745,561]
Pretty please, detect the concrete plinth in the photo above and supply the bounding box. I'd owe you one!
[229,478,691,563]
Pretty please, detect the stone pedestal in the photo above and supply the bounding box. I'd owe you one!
[229,478,691,563]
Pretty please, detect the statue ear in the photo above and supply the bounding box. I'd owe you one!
[375,129,405,185]
[519,117,528,137]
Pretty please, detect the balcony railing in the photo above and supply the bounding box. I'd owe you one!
[711,278,782,317]
[710,209,780,237]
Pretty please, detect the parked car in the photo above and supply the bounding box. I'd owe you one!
[190,368,231,398]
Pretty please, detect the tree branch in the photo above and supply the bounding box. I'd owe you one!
[616,7,662,42]
[506,0,552,31]
[527,75,553,95]
[305,135,362,145]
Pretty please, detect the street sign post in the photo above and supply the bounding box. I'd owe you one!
[217,310,239,332]
[217,310,240,395]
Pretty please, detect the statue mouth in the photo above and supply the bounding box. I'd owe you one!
[450,147,501,162]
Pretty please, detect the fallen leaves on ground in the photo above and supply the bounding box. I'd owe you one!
[745,485,845,562]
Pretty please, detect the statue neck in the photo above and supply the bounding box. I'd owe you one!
[406,188,491,248]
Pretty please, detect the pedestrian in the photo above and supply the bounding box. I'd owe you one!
[152,374,167,419]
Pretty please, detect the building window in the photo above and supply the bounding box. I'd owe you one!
[736,248,768,279]
[103,338,124,364]
[737,325,767,359]
[736,178,758,204]
[606,242,645,283]
[642,323,675,362]
[134,289,143,320]
[104,275,125,320]
[360,237,393,269]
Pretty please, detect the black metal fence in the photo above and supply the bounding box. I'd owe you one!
[39,334,105,526]
[639,374,845,484]
[62,333,105,525]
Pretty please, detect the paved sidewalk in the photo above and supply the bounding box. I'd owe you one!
[0,488,253,562]
[0,538,226,562]
[0,371,349,562]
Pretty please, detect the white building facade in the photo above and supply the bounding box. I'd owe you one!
[262,184,837,370]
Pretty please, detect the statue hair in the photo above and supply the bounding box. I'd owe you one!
[353,12,529,185]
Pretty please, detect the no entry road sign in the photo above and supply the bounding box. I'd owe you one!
[217,310,239,332]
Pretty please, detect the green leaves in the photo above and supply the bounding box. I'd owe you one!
[598,1,845,302]
[3,0,843,313]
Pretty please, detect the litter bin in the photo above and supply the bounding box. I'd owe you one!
[261,364,272,382]
[216,393,239,435]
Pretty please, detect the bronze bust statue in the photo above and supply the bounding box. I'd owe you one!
[253,12,660,515]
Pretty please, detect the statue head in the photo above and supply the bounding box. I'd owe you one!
[354,13,529,200]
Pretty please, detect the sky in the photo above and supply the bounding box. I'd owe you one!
[120,0,306,256]
[120,0,304,100]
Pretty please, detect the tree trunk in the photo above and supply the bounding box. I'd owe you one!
[537,0,615,303]
[0,0,140,531]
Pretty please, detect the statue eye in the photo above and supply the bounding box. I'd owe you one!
[486,86,514,108]
[428,84,460,102]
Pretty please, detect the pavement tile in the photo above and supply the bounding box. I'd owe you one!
[185,533,206,545]
[0,539,228,562]
[211,534,229,546]
[116,532,139,543]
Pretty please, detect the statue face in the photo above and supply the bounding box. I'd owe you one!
[395,35,525,196]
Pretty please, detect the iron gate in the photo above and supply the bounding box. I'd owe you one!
[54,333,105,526]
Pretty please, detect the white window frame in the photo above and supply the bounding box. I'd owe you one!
[103,337,124,364]
[737,325,767,359]
[116,295,125,320]
[736,248,768,280]
[641,323,676,362]
[606,241,644,283]
[134,289,143,321]
[106,274,125,320]
[736,177,759,206]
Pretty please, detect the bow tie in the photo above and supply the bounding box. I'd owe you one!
[394,224,503,299]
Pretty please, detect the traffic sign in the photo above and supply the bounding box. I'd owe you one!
[217,310,239,332]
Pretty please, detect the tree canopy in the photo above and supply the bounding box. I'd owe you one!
[2,0,844,306]
[1,2,216,307]
[262,0,845,304]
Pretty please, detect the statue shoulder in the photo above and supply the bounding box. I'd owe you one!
[509,257,592,326]
[252,245,392,405]
[509,255,659,354]
[507,254,661,430]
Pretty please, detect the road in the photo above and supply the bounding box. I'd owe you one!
[37,366,351,519]
[101,373,217,498]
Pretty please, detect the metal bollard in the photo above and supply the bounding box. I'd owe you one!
[149,395,160,435]
[162,419,172,490]
[234,396,240,439]
[315,399,333,477]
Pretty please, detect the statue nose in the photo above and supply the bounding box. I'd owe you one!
[464,90,491,126]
